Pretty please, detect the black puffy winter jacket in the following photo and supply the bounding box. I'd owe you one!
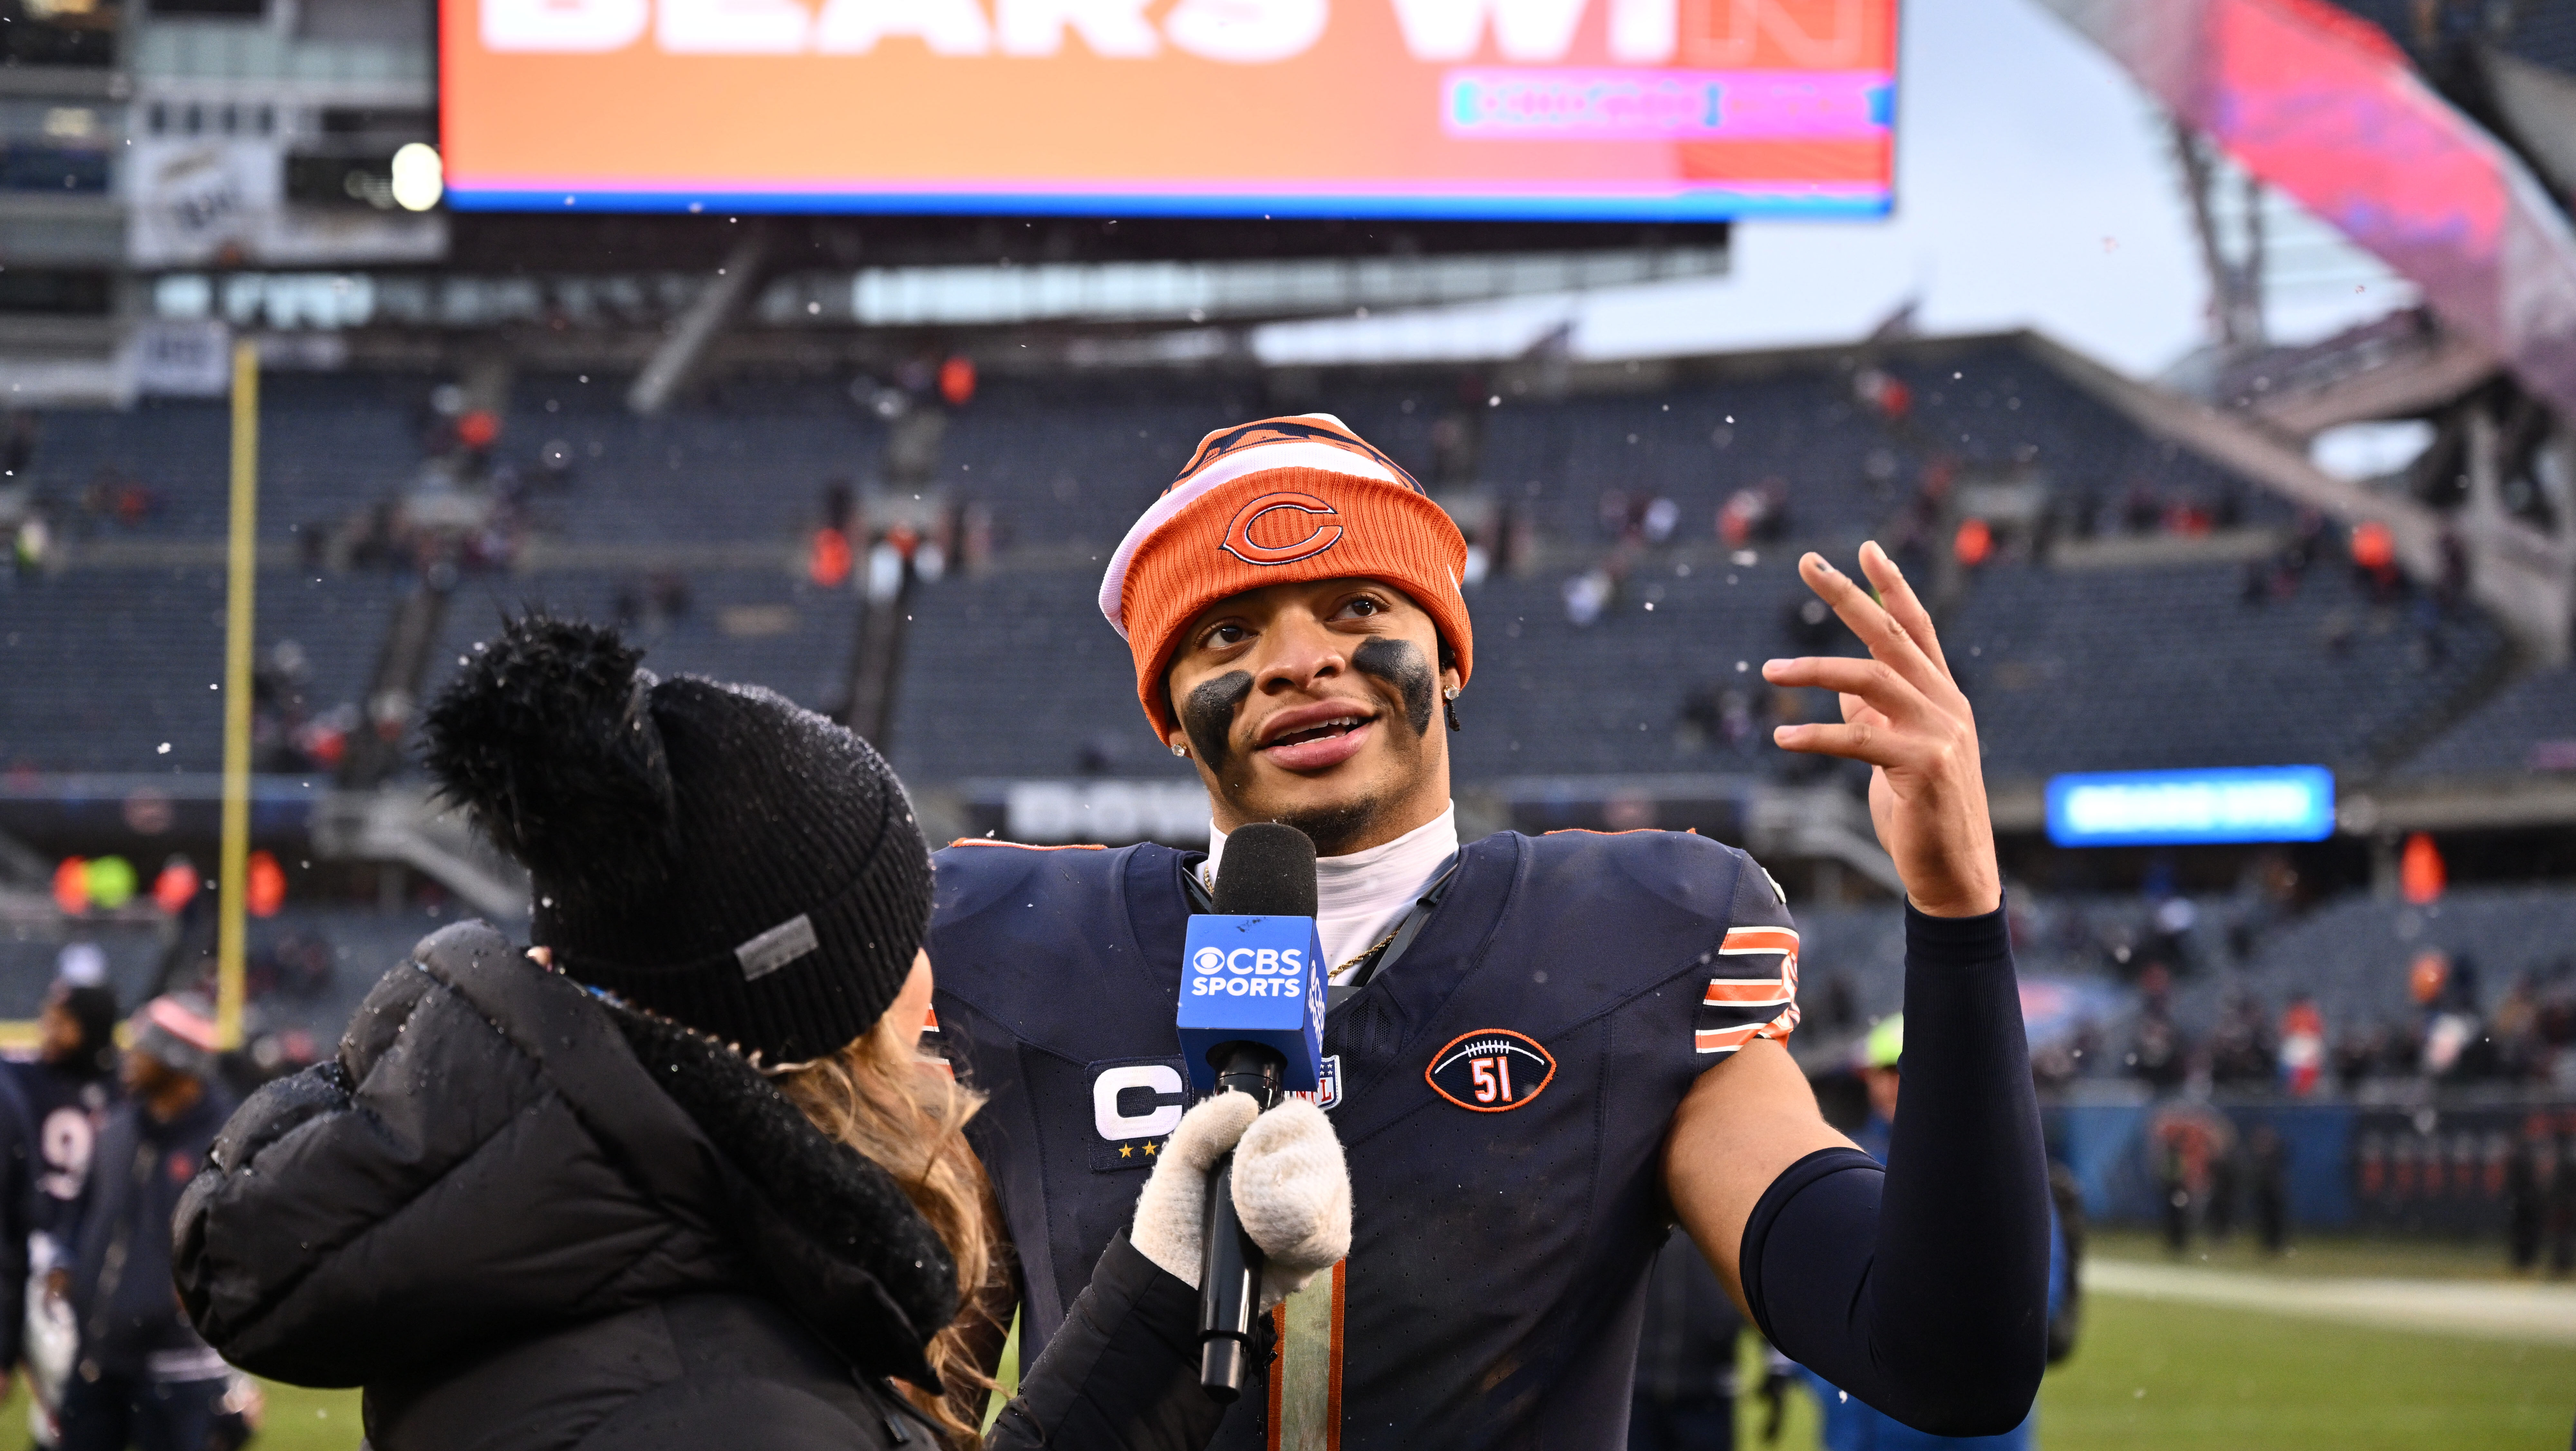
[174,921,1228,1451]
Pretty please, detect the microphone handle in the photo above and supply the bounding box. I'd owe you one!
[1198,1043,1286,1399]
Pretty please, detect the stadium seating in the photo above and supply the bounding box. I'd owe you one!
[2223,883,2576,1036]
[1950,558,2509,779]
[0,338,2512,792]
[2394,661,2576,779]
[0,903,460,1039]
[0,566,400,775]
[425,566,864,719]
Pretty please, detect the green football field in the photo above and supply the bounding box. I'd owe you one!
[14,1239,2567,1451]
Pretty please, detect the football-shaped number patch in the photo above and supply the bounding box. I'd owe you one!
[1426,1029,1556,1112]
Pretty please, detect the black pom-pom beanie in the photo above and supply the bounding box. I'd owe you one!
[421,616,931,1066]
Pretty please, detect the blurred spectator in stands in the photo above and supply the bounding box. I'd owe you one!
[2508,1117,2552,1272]
[2118,482,2160,534]
[613,571,693,636]
[243,932,333,1004]
[810,480,855,589]
[2243,512,2331,607]
[2350,519,2402,601]
[1952,518,1993,570]
[1564,566,1615,627]
[2278,995,2326,1096]
[1716,482,1784,549]
[936,354,976,408]
[2401,833,2447,905]
[56,993,234,1451]
[1640,496,1679,545]
[1676,683,1766,759]
[2160,494,2214,538]
[2491,975,2544,1082]
[2417,949,2494,1080]
[2207,991,2273,1088]
[2128,964,2187,1092]
[78,470,156,530]
[2334,1023,2389,1090]
[14,512,52,574]
[1628,1232,1742,1451]
[249,642,313,773]
[2248,1125,2290,1255]
[455,409,501,470]
[2434,527,2470,613]
[2143,895,2197,974]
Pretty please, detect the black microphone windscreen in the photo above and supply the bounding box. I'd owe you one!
[1213,823,1319,918]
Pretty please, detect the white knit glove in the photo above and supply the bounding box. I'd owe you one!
[1130,1093,1352,1310]
[1233,1099,1351,1310]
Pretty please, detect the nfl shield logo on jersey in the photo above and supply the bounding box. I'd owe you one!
[1426,1030,1556,1112]
[1288,1054,1343,1112]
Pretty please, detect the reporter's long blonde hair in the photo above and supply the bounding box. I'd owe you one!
[777,1008,1001,1446]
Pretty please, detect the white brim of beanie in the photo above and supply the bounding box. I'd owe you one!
[1096,433,1414,640]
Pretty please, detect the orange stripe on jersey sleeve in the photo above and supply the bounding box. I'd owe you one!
[1694,1023,1765,1054]
[1703,979,1794,1006]
[1719,926,1800,956]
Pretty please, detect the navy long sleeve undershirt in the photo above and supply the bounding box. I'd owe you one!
[1737,902,2050,1437]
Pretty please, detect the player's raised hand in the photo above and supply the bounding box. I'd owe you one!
[1762,541,2001,919]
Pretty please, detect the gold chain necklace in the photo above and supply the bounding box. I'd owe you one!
[1336,926,1403,979]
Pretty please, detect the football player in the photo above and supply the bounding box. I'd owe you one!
[929,415,2048,1450]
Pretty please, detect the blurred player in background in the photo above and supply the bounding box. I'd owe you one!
[1630,1231,1750,1451]
[55,993,232,1451]
[6,950,118,1447]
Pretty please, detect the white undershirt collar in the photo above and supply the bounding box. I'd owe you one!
[1200,803,1460,984]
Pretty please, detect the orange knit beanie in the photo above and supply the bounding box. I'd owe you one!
[1100,414,1474,741]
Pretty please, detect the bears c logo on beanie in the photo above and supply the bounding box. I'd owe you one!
[1221,492,1343,567]
[1101,413,1474,741]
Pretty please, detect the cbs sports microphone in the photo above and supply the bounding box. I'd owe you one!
[1174,823,1325,1399]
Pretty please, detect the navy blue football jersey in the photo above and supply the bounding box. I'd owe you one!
[927,828,1799,1451]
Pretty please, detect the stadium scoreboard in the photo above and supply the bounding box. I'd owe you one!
[440,0,1897,220]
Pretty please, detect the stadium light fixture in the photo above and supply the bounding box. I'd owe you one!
[390,143,444,212]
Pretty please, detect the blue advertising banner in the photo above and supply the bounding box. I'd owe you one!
[2045,766,2336,847]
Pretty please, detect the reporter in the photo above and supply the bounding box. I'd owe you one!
[172,616,1349,1451]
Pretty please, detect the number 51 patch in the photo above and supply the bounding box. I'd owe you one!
[1426,1029,1556,1112]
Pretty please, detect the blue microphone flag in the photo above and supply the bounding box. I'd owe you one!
[1177,912,1326,1095]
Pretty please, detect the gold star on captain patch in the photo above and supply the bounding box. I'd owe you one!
[1118,1144,1133,1158]
[1145,1141,1159,1155]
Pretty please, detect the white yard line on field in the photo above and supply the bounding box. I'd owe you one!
[2085,1258,2576,1345]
